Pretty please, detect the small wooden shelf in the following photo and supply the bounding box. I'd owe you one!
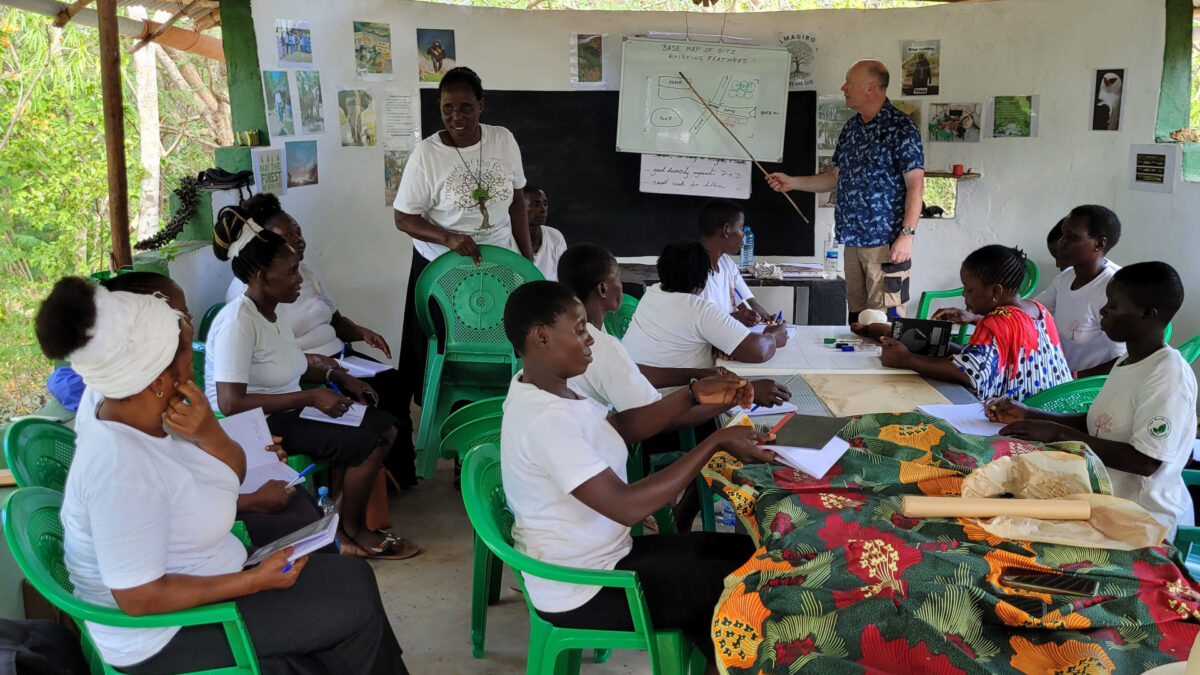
[925,171,981,180]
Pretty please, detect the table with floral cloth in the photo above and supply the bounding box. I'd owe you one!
[703,412,1200,674]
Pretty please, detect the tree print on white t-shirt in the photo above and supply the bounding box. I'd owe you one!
[446,157,511,233]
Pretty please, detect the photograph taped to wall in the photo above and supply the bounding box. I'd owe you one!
[901,39,939,96]
[817,94,854,152]
[338,89,377,147]
[262,70,294,136]
[816,155,836,207]
[285,140,318,188]
[928,102,982,143]
[992,95,1037,138]
[1091,69,1125,131]
[1129,144,1177,193]
[353,21,393,79]
[891,99,921,135]
[384,149,412,206]
[417,28,456,84]
[570,34,605,88]
[276,20,312,68]
[778,32,816,91]
[296,71,325,134]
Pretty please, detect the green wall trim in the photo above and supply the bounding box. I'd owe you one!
[214,146,253,174]
[1183,145,1200,181]
[218,0,269,157]
[1156,0,1192,142]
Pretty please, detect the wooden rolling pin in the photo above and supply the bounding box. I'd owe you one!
[901,496,1091,520]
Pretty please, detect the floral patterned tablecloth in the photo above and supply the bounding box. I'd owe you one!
[703,412,1200,674]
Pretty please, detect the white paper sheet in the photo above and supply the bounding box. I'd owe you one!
[918,403,1005,437]
[245,513,339,566]
[766,436,850,479]
[299,402,366,427]
[730,401,799,417]
[338,356,392,378]
[749,324,798,337]
[218,408,302,493]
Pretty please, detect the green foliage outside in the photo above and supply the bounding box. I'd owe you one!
[417,0,933,11]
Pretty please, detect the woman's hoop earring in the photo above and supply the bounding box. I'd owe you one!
[155,391,164,398]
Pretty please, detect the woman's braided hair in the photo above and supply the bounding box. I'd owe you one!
[212,205,289,283]
[962,244,1027,293]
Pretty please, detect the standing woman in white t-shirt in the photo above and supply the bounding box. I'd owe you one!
[391,67,533,437]
[207,208,420,560]
[34,278,407,673]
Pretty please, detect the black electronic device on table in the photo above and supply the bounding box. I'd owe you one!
[890,318,954,357]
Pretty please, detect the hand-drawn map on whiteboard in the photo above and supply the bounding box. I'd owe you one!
[616,38,791,162]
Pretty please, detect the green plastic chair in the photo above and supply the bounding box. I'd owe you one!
[1173,466,1200,579]
[2,487,260,674]
[413,246,544,479]
[1022,375,1108,414]
[4,419,77,491]
[197,302,226,343]
[438,396,506,452]
[916,257,1040,345]
[461,444,703,673]
[440,414,503,463]
[1165,322,1174,345]
[604,295,640,340]
[1177,333,1199,364]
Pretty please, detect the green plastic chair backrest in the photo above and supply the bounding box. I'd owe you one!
[439,414,503,461]
[1018,257,1039,299]
[604,295,640,340]
[4,419,77,491]
[916,257,1042,320]
[1165,322,1174,345]
[1179,334,1200,365]
[197,302,225,343]
[438,396,505,440]
[1023,375,1107,414]
[413,246,544,358]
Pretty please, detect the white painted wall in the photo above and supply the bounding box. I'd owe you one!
[241,0,1197,366]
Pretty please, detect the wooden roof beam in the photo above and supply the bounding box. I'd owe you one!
[52,0,93,27]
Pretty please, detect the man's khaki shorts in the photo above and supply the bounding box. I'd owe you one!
[844,244,910,315]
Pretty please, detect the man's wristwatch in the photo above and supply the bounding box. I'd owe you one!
[899,227,917,236]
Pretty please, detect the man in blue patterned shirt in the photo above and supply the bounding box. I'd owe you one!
[769,60,925,320]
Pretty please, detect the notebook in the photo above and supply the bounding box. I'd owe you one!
[763,415,852,479]
[918,403,1005,437]
[217,408,302,494]
[245,512,339,567]
[338,356,391,378]
[299,402,367,427]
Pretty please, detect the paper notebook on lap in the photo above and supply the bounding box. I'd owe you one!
[918,403,1005,437]
[218,408,302,494]
[338,356,391,378]
[244,512,339,566]
[299,402,366,427]
[763,414,851,479]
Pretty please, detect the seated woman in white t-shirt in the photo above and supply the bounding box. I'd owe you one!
[499,280,774,668]
[622,240,788,372]
[226,192,417,487]
[697,199,776,326]
[34,277,406,674]
[524,185,567,281]
[206,206,419,560]
[987,262,1196,535]
[936,205,1125,377]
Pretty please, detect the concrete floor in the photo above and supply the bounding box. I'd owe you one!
[374,459,653,674]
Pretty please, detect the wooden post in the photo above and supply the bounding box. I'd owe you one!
[97,0,132,270]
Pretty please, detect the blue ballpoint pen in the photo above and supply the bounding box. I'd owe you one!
[733,288,752,310]
[286,463,316,488]
[281,562,293,574]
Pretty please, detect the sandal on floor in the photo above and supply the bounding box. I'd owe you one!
[354,530,422,560]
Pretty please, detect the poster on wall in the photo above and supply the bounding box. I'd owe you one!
[338,89,377,147]
[296,71,325,134]
[816,155,836,208]
[382,90,421,149]
[285,140,318,188]
[417,29,456,84]
[1091,69,1125,131]
[891,99,921,134]
[252,147,286,196]
[275,20,313,67]
[353,21,393,80]
[927,102,982,143]
[262,70,294,136]
[817,94,854,151]
[570,34,605,89]
[992,95,1038,138]
[384,149,412,206]
[1129,144,1177,193]
[778,32,817,91]
[900,40,939,96]
[637,154,751,199]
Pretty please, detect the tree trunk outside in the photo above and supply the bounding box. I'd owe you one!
[128,6,162,241]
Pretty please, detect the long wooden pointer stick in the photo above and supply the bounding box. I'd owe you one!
[678,71,809,224]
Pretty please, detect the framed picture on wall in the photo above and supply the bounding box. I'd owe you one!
[1128,144,1177,193]
[1090,69,1125,131]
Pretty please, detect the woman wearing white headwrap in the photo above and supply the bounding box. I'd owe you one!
[207,206,420,560]
[34,277,408,674]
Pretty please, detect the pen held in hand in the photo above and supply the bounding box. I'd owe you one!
[286,463,316,488]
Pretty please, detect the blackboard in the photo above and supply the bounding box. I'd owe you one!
[419,89,816,257]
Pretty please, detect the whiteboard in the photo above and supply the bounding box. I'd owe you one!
[616,38,791,162]
[638,154,751,199]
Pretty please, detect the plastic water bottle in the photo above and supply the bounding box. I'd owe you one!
[721,499,736,527]
[741,226,755,268]
[317,486,336,516]
[823,236,839,279]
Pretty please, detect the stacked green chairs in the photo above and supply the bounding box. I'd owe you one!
[603,295,640,340]
[413,246,544,479]
[1022,375,1107,414]
[438,397,505,463]
[3,487,261,674]
[1177,333,1200,365]
[461,444,704,673]
[4,419,77,491]
[916,257,1041,344]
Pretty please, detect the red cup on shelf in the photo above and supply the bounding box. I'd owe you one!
[952,164,965,176]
